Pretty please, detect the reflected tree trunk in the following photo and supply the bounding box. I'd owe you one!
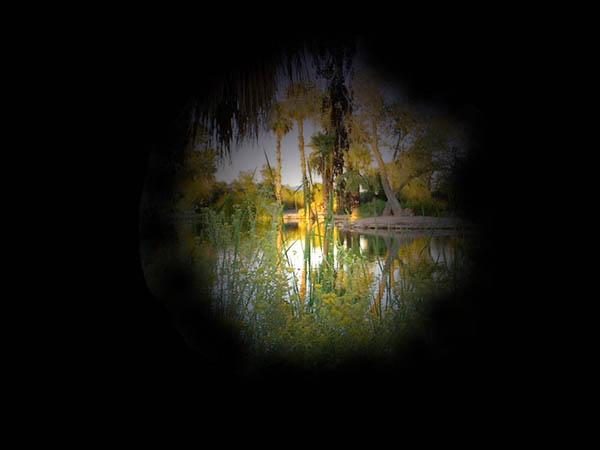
[299,262,307,305]
[323,174,334,289]
[370,236,400,317]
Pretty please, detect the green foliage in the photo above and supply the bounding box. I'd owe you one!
[165,60,476,369]
[339,143,370,192]
[362,167,384,196]
[175,148,217,211]
[347,142,372,171]
[308,133,336,172]
[176,66,469,222]
[401,196,447,217]
[356,198,387,218]
[185,209,468,368]
[259,164,276,199]
[268,102,293,138]
[309,133,335,162]
[280,185,304,210]
[388,108,469,215]
[285,82,321,123]
[212,170,276,219]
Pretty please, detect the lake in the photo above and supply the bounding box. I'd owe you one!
[189,212,472,365]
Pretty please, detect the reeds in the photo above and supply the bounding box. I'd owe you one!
[194,203,467,366]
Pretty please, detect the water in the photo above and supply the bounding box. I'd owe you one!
[191,216,471,362]
[278,222,464,310]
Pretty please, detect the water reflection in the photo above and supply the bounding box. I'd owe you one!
[190,215,469,362]
[279,222,462,316]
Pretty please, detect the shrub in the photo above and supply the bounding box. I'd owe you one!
[356,198,387,218]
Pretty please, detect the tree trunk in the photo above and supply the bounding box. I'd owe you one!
[299,263,306,304]
[297,119,309,224]
[381,202,392,216]
[326,155,334,214]
[275,133,283,206]
[345,161,360,214]
[335,175,343,214]
[370,236,399,316]
[348,189,360,215]
[322,175,328,215]
[371,119,404,216]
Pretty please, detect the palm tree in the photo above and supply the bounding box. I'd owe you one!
[286,83,320,223]
[188,38,355,159]
[268,102,293,206]
[309,132,336,263]
[308,132,335,214]
[340,142,372,214]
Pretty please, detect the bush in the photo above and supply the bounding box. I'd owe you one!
[400,196,447,216]
[356,198,387,218]
[356,196,447,218]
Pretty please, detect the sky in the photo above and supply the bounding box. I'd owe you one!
[216,121,316,188]
[215,118,397,188]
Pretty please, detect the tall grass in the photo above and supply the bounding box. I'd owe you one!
[192,202,468,368]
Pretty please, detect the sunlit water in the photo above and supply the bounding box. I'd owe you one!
[279,223,464,314]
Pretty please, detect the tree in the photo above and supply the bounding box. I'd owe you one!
[352,76,406,216]
[338,142,372,213]
[188,38,355,158]
[268,102,293,206]
[286,83,320,223]
[388,108,468,213]
[259,164,276,199]
[308,132,336,213]
[175,147,217,211]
